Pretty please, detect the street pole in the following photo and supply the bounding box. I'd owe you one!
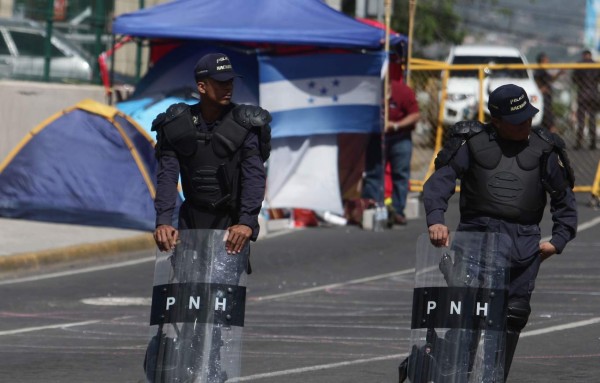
[43,0,54,82]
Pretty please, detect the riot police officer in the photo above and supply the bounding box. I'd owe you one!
[423,84,577,380]
[151,52,271,255]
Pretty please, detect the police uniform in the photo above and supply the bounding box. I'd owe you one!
[153,102,269,241]
[423,84,577,379]
[144,53,270,381]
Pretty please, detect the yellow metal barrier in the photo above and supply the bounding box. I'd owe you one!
[407,60,600,200]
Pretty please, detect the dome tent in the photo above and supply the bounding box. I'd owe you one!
[0,100,162,231]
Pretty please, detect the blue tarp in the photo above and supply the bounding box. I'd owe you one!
[0,100,166,231]
[112,0,406,49]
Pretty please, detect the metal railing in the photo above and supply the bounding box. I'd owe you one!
[406,59,600,204]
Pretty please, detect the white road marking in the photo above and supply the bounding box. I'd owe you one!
[81,297,151,306]
[0,320,100,336]
[251,268,415,302]
[521,317,600,338]
[227,353,408,382]
[575,215,600,232]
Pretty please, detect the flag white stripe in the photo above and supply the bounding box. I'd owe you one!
[260,76,381,113]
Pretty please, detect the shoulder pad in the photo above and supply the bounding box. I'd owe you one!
[532,127,554,145]
[450,120,484,138]
[433,121,483,171]
[233,104,272,128]
[151,112,166,132]
[165,103,191,122]
[550,131,567,149]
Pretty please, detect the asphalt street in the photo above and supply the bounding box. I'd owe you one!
[0,195,599,383]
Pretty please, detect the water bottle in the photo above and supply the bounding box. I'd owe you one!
[372,205,388,232]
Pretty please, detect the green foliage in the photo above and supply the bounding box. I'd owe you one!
[392,0,465,46]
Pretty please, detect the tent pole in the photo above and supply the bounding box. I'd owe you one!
[406,0,417,86]
[374,0,392,229]
[108,33,116,105]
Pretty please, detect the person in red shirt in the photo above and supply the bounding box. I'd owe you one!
[362,77,420,225]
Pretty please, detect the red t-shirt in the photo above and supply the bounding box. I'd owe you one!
[387,80,419,140]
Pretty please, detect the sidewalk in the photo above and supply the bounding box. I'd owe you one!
[0,217,154,271]
[0,216,295,272]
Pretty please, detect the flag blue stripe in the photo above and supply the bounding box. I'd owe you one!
[270,105,381,138]
[259,52,385,83]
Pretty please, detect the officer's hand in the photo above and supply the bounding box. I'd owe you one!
[154,225,179,252]
[428,224,450,247]
[225,224,252,254]
[539,241,557,262]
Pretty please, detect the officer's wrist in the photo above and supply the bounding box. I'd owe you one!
[393,122,399,131]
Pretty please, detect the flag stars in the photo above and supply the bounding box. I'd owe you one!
[308,81,316,89]
[320,87,328,95]
[332,79,340,87]
[332,95,338,102]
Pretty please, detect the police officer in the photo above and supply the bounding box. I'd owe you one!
[423,84,577,380]
[151,52,271,255]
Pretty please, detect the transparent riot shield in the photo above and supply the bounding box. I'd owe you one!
[144,229,249,383]
[406,232,511,383]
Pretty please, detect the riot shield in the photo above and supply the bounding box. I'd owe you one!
[405,232,511,383]
[144,229,249,383]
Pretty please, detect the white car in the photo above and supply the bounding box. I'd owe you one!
[442,45,543,127]
[0,18,92,83]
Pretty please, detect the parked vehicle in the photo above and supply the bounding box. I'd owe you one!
[0,17,92,83]
[442,45,543,127]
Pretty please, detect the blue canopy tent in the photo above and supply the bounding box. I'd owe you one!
[112,0,405,49]
[112,0,408,216]
[113,0,407,132]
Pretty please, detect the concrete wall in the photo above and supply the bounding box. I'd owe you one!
[0,0,12,18]
[0,80,104,162]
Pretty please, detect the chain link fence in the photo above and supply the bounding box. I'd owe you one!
[1,1,167,86]
[407,60,600,205]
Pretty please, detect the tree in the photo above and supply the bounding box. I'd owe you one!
[392,0,465,47]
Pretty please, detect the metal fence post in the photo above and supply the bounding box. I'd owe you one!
[43,0,54,82]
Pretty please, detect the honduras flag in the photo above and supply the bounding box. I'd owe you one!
[258,52,385,138]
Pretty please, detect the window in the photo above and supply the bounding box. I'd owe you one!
[450,56,528,79]
[9,30,65,58]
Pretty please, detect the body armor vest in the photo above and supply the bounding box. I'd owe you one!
[179,134,242,213]
[460,130,553,224]
[161,104,248,213]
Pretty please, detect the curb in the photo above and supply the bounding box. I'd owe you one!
[0,233,155,272]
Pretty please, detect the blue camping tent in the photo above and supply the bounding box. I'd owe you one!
[112,0,406,49]
[0,100,161,231]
